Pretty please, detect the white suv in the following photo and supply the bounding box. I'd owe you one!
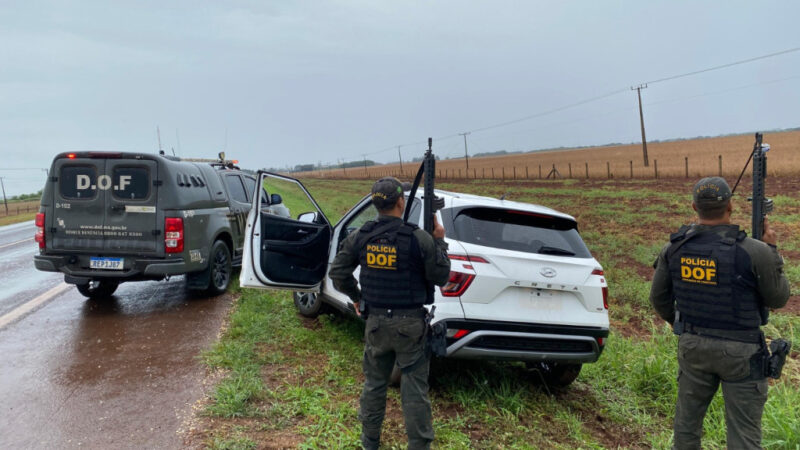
[241,173,609,387]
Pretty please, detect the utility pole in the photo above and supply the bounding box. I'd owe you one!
[0,177,8,215]
[397,145,403,174]
[631,84,649,167]
[459,132,471,170]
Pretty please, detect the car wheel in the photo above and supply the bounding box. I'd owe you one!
[76,280,119,299]
[527,362,582,388]
[206,240,232,295]
[293,291,325,318]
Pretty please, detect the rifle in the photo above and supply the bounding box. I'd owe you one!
[731,132,773,325]
[404,138,442,233]
[731,132,773,240]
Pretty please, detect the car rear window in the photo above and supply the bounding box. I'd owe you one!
[112,167,150,200]
[449,207,592,258]
[59,165,98,199]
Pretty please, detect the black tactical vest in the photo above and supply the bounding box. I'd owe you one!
[667,225,762,330]
[355,219,432,308]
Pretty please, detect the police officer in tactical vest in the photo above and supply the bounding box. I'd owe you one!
[329,177,451,450]
[650,177,790,449]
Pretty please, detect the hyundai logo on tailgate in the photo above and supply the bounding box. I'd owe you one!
[540,267,557,278]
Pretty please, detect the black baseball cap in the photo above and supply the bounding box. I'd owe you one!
[371,177,406,210]
[692,177,732,210]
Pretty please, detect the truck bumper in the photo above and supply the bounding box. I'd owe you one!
[34,254,195,282]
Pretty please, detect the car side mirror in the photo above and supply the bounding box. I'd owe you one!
[270,193,283,205]
[298,212,318,223]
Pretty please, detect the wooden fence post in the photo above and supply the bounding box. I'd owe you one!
[607,162,611,179]
[718,155,722,176]
[513,166,516,179]
[539,165,542,179]
[568,163,572,178]
[482,168,485,179]
[629,161,633,178]
[458,168,461,178]
[492,167,495,178]
[685,156,689,178]
[585,162,589,178]
[654,160,659,179]
[502,167,505,180]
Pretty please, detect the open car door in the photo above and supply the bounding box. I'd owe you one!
[240,172,332,292]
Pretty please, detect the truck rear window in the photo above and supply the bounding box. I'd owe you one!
[449,207,592,258]
[59,166,97,199]
[112,167,150,200]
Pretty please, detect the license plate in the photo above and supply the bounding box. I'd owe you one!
[90,257,124,270]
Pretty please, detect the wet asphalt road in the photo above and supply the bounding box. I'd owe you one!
[0,222,233,449]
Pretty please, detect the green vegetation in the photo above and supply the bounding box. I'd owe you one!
[199,177,799,448]
[0,211,37,226]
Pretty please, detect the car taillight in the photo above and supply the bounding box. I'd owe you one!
[597,337,605,346]
[591,268,608,309]
[448,254,489,263]
[440,271,475,297]
[35,213,45,249]
[165,217,184,253]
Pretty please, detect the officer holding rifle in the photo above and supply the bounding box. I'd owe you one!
[329,177,450,450]
[649,176,790,449]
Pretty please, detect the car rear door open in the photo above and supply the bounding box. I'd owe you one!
[240,172,332,291]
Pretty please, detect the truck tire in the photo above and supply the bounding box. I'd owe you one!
[206,240,232,295]
[76,280,119,299]
[527,362,582,388]
[293,291,326,318]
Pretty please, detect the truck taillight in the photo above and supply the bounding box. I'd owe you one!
[440,271,475,297]
[165,218,184,253]
[35,213,45,249]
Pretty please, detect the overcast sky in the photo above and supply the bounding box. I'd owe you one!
[1,1,799,195]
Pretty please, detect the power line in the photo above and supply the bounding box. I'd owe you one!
[644,46,800,86]
[337,46,800,165]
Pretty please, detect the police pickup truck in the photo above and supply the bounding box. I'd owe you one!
[33,151,288,298]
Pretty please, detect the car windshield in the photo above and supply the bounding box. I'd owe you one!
[449,207,592,258]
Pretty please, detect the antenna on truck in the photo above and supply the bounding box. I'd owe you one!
[157,126,164,155]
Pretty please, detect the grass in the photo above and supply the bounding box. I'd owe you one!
[196,176,800,448]
[0,211,37,226]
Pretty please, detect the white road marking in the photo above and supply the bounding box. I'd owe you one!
[0,282,71,330]
[0,237,33,250]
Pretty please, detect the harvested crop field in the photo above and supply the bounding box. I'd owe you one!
[308,130,800,181]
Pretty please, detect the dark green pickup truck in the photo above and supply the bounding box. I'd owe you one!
[33,151,288,298]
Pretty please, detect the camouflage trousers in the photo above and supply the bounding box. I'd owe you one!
[673,333,768,450]
[359,311,433,450]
